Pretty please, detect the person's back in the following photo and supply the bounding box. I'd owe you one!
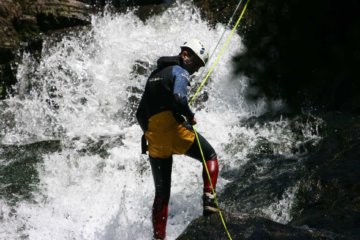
[136,56,191,132]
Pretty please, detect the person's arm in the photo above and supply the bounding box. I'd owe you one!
[172,66,196,124]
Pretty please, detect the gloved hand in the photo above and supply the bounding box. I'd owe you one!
[190,116,197,125]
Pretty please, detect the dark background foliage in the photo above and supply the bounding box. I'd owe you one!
[233,0,360,113]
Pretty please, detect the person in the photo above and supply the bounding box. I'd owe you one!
[136,39,219,240]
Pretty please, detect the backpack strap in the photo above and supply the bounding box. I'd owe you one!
[141,134,147,154]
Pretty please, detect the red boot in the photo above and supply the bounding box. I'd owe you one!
[152,194,169,240]
[202,158,219,216]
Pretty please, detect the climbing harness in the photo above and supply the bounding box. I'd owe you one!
[190,0,252,239]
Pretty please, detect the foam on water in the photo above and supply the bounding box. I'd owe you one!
[0,3,245,239]
[261,184,300,224]
[0,2,321,240]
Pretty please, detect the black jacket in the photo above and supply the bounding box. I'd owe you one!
[136,56,194,132]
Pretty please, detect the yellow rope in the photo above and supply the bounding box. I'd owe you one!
[192,126,233,240]
[189,0,252,239]
[189,0,251,106]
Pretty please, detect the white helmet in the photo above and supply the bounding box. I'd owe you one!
[181,39,209,66]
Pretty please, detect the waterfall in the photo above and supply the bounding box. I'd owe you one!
[0,2,322,240]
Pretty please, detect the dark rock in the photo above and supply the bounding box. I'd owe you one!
[0,0,91,49]
[0,48,15,64]
[191,0,360,113]
[291,112,360,239]
[233,0,360,113]
[0,140,62,204]
[177,212,339,240]
[0,63,16,98]
[0,0,91,99]
[79,0,172,7]
[74,135,124,158]
[82,0,174,22]
[192,0,243,27]
[208,112,358,239]
[220,153,304,220]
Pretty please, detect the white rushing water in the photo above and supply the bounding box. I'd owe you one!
[0,2,322,240]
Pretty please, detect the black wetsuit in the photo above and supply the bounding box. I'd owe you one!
[136,56,218,239]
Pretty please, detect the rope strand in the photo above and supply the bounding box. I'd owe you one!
[190,0,251,106]
[189,0,252,239]
[195,0,244,83]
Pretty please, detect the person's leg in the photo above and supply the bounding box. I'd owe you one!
[149,156,173,239]
[185,133,219,215]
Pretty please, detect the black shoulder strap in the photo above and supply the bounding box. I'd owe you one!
[141,134,147,154]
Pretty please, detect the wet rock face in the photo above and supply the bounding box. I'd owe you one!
[177,212,338,240]
[0,1,22,56]
[291,112,360,239]
[0,140,62,204]
[177,113,358,240]
[79,0,169,6]
[192,0,244,26]
[9,0,89,35]
[0,0,91,99]
[237,1,360,113]
[0,0,91,50]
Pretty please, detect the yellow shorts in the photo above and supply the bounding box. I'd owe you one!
[145,111,195,159]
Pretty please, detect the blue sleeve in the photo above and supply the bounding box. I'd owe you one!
[173,66,190,96]
[172,66,195,120]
